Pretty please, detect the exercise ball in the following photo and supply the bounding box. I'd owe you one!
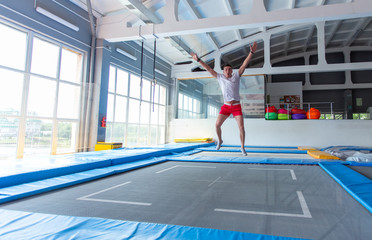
[291,108,306,115]
[278,113,291,120]
[265,112,278,120]
[265,106,277,113]
[292,113,307,119]
[306,108,321,119]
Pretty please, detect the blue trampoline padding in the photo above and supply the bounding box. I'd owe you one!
[0,143,212,189]
[0,159,112,189]
[221,145,298,149]
[319,163,372,214]
[0,209,308,240]
[128,142,214,150]
[0,157,167,204]
[167,155,326,165]
[198,147,308,154]
[347,162,372,166]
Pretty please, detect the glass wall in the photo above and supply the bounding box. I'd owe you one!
[0,22,83,159]
[177,75,265,119]
[106,65,167,146]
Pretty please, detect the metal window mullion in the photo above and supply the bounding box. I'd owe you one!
[110,67,118,142]
[154,86,160,144]
[51,46,63,155]
[156,87,161,145]
[16,31,34,159]
[124,70,131,147]
[165,87,168,144]
[156,105,160,144]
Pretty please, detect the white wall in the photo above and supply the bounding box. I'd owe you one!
[266,82,302,106]
[169,118,372,148]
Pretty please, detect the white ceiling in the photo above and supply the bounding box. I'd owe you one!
[71,0,372,70]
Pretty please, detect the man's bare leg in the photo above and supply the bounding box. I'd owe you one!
[215,114,229,150]
[235,115,247,156]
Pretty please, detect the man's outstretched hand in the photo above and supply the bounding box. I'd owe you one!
[250,42,258,53]
[191,52,199,61]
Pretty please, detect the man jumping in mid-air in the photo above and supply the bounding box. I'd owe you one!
[191,42,257,156]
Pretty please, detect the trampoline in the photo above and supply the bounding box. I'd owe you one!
[0,144,371,240]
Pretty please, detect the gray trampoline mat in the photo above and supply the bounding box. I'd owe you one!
[1,161,371,240]
[220,147,297,151]
[191,150,314,159]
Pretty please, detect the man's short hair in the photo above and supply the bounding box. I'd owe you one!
[222,64,232,69]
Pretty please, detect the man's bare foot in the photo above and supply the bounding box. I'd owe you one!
[241,148,247,156]
[216,140,223,150]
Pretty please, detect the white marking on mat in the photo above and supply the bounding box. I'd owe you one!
[247,168,297,180]
[297,191,312,218]
[156,165,179,174]
[156,165,216,174]
[215,191,311,218]
[77,181,152,206]
[78,197,152,206]
[208,176,222,187]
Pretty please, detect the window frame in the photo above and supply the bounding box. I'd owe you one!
[0,21,85,159]
[106,64,167,147]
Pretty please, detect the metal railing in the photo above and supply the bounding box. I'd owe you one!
[266,102,335,119]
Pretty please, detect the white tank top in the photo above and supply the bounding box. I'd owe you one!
[217,72,240,102]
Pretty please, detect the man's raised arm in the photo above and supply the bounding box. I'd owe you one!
[238,42,257,76]
[191,52,218,78]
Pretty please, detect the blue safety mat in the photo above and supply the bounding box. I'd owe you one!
[198,146,308,154]
[0,157,167,204]
[319,162,372,214]
[0,209,308,240]
[0,143,213,189]
[348,162,372,166]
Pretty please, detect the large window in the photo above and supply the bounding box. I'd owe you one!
[106,65,167,147]
[178,93,201,118]
[208,105,219,118]
[0,22,83,159]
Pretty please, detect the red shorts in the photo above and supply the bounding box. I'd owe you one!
[219,104,243,117]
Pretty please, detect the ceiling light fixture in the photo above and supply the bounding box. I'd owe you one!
[116,48,137,61]
[155,68,167,77]
[36,6,79,31]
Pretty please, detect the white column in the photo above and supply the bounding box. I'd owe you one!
[316,22,327,65]
[344,49,353,86]
[263,32,272,69]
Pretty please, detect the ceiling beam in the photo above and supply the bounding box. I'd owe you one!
[223,0,242,40]
[183,0,219,51]
[303,25,315,52]
[284,32,290,56]
[344,18,371,46]
[126,0,159,23]
[325,21,342,48]
[98,0,372,42]
[174,61,372,79]
[120,0,193,58]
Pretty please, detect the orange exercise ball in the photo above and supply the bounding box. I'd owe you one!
[306,108,321,119]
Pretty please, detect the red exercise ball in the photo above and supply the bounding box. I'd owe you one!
[291,108,306,115]
[278,108,289,114]
[265,106,277,113]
